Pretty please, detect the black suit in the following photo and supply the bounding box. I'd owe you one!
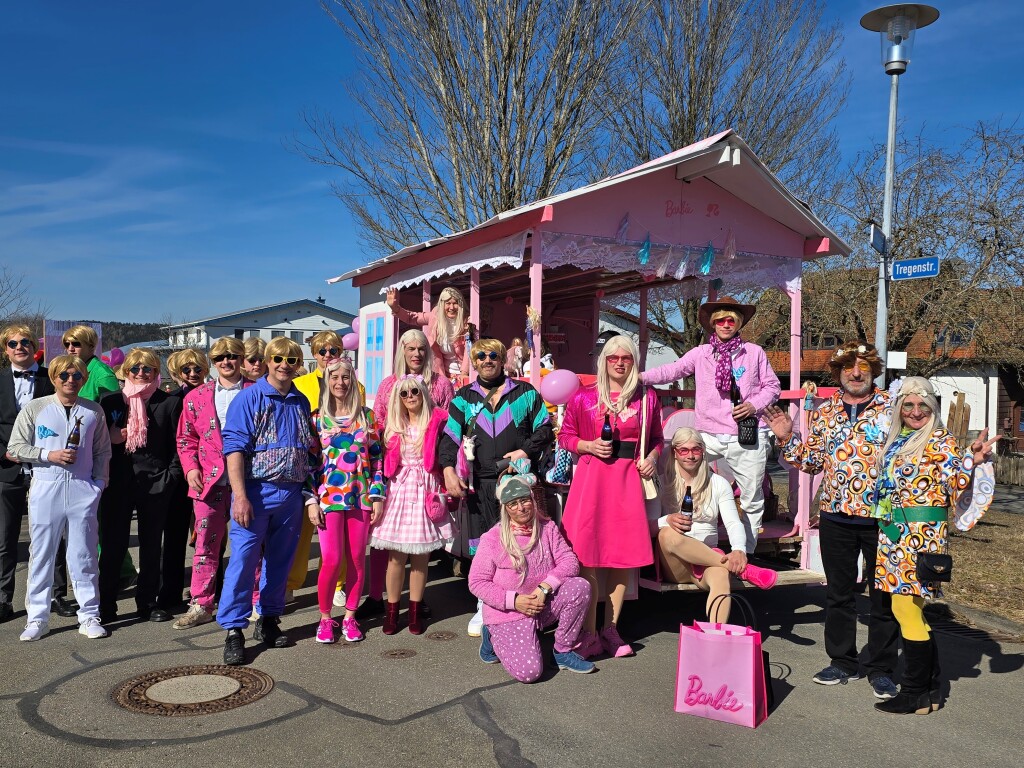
[0,366,59,608]
[98,388,184,618]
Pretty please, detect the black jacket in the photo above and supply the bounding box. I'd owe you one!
[0,367,54,484]
[100,388,184,494]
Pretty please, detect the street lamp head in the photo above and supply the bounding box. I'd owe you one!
[860,4,940,75]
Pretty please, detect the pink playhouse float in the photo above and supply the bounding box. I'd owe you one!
[329,130,851,590]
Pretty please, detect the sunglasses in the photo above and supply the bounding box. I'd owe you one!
[180,366,204,376]
[246,356,264,365]
[505,497,533,510]
[399,388,421,399]
[270,355,300,366]
[475,351,500,361]
[6,339,32,349]
[317,347,341,357]
[63,340,83,349]
[58,371,84,382]
[128,365,155,376]
[900,403,933,415]
[212,353,241,363]
[606,354,634,365]
[674,446,705,457]
[713,317,737,327]
[841,361,873,373]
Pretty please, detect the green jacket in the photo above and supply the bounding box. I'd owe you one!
[80,355,120,402]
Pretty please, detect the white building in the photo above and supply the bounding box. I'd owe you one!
[163,298,356,367]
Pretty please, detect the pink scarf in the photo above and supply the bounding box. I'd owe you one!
[122,375,160,453]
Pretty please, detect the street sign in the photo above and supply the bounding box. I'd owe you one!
[891,255,940,281]
[869,224,887,255]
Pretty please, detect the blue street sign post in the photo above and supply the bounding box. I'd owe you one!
[891,255,940,281]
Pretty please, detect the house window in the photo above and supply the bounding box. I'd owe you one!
[290,331,303,343]
[234,329,244,340]
[937,321,975,349]
[249,330,261,339]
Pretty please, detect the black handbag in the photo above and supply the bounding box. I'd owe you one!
[917,552,953,583]
[737,416,758,447]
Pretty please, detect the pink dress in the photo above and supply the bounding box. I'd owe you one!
[559,388,658,568]
[370,426,453,555]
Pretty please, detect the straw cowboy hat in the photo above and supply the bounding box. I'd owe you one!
[697,296,757,334]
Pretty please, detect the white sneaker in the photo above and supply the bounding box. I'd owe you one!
[79,617,109,639]
[467,608,484,638]
[172,603,214,630]
[333,588,347,608]
[20,621,49,642]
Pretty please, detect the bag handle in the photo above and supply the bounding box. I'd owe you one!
[706,592,760,632]
[638,385,648,461]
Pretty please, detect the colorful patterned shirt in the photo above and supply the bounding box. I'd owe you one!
[781,388,892,519]
[308,408,385,512]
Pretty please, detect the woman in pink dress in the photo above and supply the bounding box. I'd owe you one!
[385,286,474,380]
[371,375,453,635]
[558,335,662,658]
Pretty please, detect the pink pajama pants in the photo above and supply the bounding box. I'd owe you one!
[317,507,370,613]
[189,487,230,610]
[487,576,590,683]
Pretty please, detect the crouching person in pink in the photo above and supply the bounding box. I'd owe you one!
[468,473,594,682]
[174,337,250,630]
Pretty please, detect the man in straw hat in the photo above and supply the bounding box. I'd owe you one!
[642,296,780,553]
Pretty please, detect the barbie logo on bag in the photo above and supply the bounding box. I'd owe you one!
[683,675,743,712]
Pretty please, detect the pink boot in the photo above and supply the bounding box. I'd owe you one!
[741,562,778,589]
[573,630,602,659]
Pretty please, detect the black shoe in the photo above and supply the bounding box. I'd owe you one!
[224,629,246,666]
[52,596,78,617]
[355,596,386,619]
[100,607,118,625]
[254,615,289,648]
[149,608,173,623]
[419,600,432,619]
[0,603,13,623]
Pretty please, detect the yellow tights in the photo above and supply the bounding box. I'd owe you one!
[891,594,931,641]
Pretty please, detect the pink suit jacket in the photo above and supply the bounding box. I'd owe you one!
[176,379,253,501]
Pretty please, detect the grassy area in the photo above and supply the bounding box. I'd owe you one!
[947,509,1024,626]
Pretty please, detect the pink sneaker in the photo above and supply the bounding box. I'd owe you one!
[600,625,634,658]
[342,617,364,642]
[742,562,778,590]
[316,618,338,644]
[573,630,603,659]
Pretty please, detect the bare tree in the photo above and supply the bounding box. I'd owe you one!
[604,0,848,352]
[757,122,1024,378]
[1,266,36,323]
[298,0,645,256]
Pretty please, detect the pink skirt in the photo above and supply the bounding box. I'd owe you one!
[561,455,653,568]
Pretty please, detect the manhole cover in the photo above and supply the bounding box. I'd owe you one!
[111,665,274,717]
[381,648,417,659]
[426,631,457,641]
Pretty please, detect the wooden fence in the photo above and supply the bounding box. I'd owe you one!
[995,454,1024,486]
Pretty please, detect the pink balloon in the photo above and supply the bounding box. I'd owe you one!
[109,348,125,366]
[540,369,580,406]
[350,316,361,335]
[342,332,359,351]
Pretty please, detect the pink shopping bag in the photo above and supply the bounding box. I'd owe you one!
[674,618,769,728]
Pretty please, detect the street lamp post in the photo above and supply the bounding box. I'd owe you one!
[860,4,939,386]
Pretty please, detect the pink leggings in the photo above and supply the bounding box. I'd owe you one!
[317,507,370,613]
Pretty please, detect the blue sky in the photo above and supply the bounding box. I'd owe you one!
[2,1,1021,323]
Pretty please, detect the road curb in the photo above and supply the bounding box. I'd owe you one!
[928,600,1024,641]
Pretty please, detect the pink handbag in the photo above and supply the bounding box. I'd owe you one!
[425,492,448,524]
[674,595,770,728]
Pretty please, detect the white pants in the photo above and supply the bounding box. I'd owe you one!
[25,476,102,625]
[701,432,768,554]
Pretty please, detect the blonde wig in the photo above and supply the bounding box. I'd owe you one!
[321,358,364,429]
[1,324,36,351]
[384,374,434,451]
[596,334,640,414]
[309,330,343,355]
[497,484,543,587]
[433,286,466,352]
[470,337,507,367]
[709,309,744,330]
[62,324,99,353]
[660,428,713,519]
[265,336,303,362]
[243,336,266,360]
[393,329,435,388]
[122,348,160,374]
[48,354,89,384]
[175,348,209,378]
[879,376,943,467]
[209,336,245,362]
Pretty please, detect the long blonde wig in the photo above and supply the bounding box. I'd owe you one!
[879,376,943,466]
[321,358,364,429]
[497,492,544,587]
[384,374,434,451]
[660,428,713,519]
[596,334,640,414]
[393,329,435,388]
[433,286,466,352]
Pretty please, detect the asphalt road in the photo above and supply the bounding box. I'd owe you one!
[2,525,1023,768]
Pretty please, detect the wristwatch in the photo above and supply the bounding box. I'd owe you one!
[538,583,553,598]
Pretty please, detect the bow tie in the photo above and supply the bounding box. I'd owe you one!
[11,370,35,379]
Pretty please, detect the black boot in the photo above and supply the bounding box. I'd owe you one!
[254,615,290,648]
[224,629,245,666]
[875,637,933,715]
[929,638,942,712]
